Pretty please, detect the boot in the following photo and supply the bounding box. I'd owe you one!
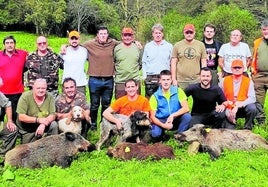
[90,109,98,131]
[255,102,266,125]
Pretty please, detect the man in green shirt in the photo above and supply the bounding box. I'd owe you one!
[113,27,142,99]
[16,78,58,144]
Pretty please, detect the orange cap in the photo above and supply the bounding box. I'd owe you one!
[184,24,195,32]
[122,27,134,34]
[231,59,243,68]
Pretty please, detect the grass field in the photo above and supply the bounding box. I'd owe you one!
[1,31,268,187]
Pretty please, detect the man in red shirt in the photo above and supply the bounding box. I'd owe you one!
[0,36,27,122]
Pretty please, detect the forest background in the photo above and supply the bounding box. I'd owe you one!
[0,0,268,45]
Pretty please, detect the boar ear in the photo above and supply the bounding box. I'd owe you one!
[201,126,211,137]
[201,127,208,136]
[65,132,76,141]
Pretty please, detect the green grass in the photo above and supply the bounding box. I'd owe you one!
[1,31,268,187]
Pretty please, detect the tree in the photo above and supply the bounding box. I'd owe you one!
[67,0,93,33]
[0,0,26,25]
[24,0,66,35]
[115,0,166,28]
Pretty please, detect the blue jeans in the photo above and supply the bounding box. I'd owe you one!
[151,113,191,138]
[88,77,114,124]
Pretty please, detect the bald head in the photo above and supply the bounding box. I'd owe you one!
[36,36,48,53]
[230,29,242,46]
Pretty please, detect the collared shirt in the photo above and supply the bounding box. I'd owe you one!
[142,40,173,78]
[0,49,27,94]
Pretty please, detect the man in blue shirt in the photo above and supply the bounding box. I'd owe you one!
[142,23,173,99]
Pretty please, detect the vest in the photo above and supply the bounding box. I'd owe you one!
[154,85,181,119]
[223,75,250,102]
[252,37,263,74]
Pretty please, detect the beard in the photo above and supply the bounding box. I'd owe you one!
[201,80,210,88]
[205,36,213,41]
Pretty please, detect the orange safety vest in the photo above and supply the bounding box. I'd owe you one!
[223,75,250,102]
[251,37,263,75]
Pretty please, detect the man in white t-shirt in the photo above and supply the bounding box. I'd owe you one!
[61,31,88,94]
[218,29,252,77]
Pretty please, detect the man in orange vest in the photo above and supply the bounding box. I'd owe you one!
[251,19,268,124]
[220,59,257,130]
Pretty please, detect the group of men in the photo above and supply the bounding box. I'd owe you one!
[1,19,268,156]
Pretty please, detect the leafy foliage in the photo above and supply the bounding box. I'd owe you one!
[24,0,66,35]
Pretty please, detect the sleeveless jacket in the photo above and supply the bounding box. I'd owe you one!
[223,75,250,102]
[153,85,181,119]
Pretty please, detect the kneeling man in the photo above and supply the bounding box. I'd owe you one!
[16,79,58,143]
[185,67,228,128]
[220,59,257,130]
[150,70,191,142]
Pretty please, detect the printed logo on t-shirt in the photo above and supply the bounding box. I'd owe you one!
[184,47,197,60]
[206,47,216,67]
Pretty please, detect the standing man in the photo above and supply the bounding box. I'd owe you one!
[252,19,268,124]
[185,67,228,128]
[202,23,222,85]
[56,77,91,138]
[0,36,28,122]
[83,26,118,131]
[220,60,257,130]
[114,27,142,99]
[150,70,191,142]
[142,23,173,98]
[16,79,58,144]
[26,36,64,98]
[218,29,251,77]
[171,24,207,90]
[61,31,88,94]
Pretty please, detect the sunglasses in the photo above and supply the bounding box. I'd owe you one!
[232,66,242,69]
[70,36,79,40]
[37,42,47,46]
[185,31,194,34]
[122,33,133,37]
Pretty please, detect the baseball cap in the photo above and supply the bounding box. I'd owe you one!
[122,27,134,34]
[231,59,243,68]
[69,31,80,38]
[184,24,195,32]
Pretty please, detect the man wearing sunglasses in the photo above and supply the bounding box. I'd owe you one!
[60,31,88,95]
[26,36,64,98]
[171,24,207,90]
[220,59,257,130]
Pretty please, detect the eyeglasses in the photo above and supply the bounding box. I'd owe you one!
[185,31,194,34]
[232,66,242,69]
[122,33,133,37]
[37,42,47,46]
